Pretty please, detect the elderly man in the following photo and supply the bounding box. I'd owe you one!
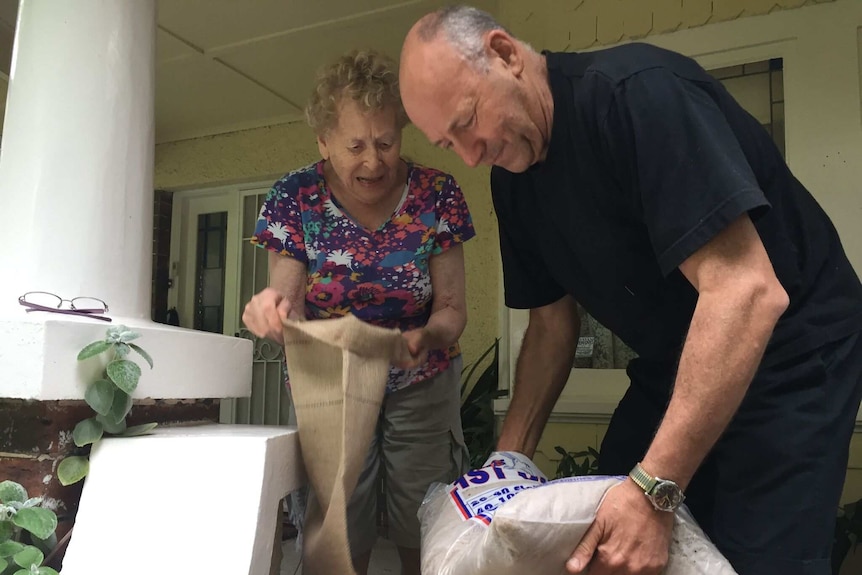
[399,5,862,575]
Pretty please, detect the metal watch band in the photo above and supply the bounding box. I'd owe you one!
[629,462,658,495]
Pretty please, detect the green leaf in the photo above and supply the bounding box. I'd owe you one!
[26,531,56,557]
[57,456,89,487]
[34,567,59,575]
[105,326,124,342]
[12,509,56,542]
[0,541,24,558]
[118,330,141,343]
[0,521,12,543]
[0,557,6,572]
[21,498,42,510]
[117,423,158,437]
[0,482,26,505]
[76,340,111,361]
[102,389,132,425]
[72,418,103,448]
[106,359,141,394]
[84,379,115,416]
[96,413,127,434]
[114,343,130,358]
[106,326,140,344]
[12,545,42,568]
[128,344,153,369]
[464,344,499,406]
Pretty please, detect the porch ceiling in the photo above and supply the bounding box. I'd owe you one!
[0,0,498,145]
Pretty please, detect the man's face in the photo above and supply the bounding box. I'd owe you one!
[400,33,546,173]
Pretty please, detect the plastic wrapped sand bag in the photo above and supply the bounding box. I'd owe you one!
[419,452,737,575]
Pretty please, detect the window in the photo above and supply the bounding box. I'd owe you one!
[194,212,228,333]
[712,58,785,158]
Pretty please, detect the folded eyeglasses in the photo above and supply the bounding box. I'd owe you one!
[18,291,112,322]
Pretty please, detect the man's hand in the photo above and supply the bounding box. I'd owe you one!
[397,328,429,369]
[241,287,294,345]
[567,479,673,575]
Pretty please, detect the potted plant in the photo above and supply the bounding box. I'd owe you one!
[0,480,59,575]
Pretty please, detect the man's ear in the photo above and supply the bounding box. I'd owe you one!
[487,30,524,76]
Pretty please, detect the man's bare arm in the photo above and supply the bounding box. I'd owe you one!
[568,213,789,575]
[642,213,789,487]
[496,294,580,458]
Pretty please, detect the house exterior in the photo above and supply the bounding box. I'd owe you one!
[154,0,862,509]
[2,0,858,571]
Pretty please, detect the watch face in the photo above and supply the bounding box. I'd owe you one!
[651,480,684,511]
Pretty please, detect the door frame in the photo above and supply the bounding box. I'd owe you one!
[169,187,242,335]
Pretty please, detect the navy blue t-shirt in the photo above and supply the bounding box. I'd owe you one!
[492,44,862,377]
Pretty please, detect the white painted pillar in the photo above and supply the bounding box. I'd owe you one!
[0,0,252,401]
[0,0,155,319]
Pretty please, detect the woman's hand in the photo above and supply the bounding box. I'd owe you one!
[397,328,430,369]
[242,287,295,345]
[395,244,468,370]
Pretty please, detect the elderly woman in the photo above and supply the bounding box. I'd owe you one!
[242,50,474,575]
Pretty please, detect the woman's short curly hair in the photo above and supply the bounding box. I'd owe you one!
[305,50,409,136]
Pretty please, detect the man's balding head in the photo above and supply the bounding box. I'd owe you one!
[400,6,552,172]
[404,6,506,71]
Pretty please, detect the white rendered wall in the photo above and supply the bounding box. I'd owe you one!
[0,0,155,318]
[0,0,251,400]
[0,317,252,400]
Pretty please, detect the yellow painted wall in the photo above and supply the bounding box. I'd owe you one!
[155,123,319,190]
[844,432,862,504]
[154,122,500,372]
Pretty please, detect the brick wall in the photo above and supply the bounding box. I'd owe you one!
[501,0,834,51]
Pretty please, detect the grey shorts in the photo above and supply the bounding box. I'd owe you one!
[347,357,469,555]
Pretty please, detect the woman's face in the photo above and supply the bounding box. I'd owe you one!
[317,99,404,204]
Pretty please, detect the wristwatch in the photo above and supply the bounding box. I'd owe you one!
[629,462,685,512]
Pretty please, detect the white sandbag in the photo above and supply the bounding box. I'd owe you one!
[419,452,737,575]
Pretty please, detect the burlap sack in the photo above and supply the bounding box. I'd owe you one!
[282,314,411,575]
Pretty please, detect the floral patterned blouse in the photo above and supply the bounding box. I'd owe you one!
[251,160,475,393]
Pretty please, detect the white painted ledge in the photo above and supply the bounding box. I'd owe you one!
[494,368,627,424]
[61,424,305,575]
[0,315,252,400]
